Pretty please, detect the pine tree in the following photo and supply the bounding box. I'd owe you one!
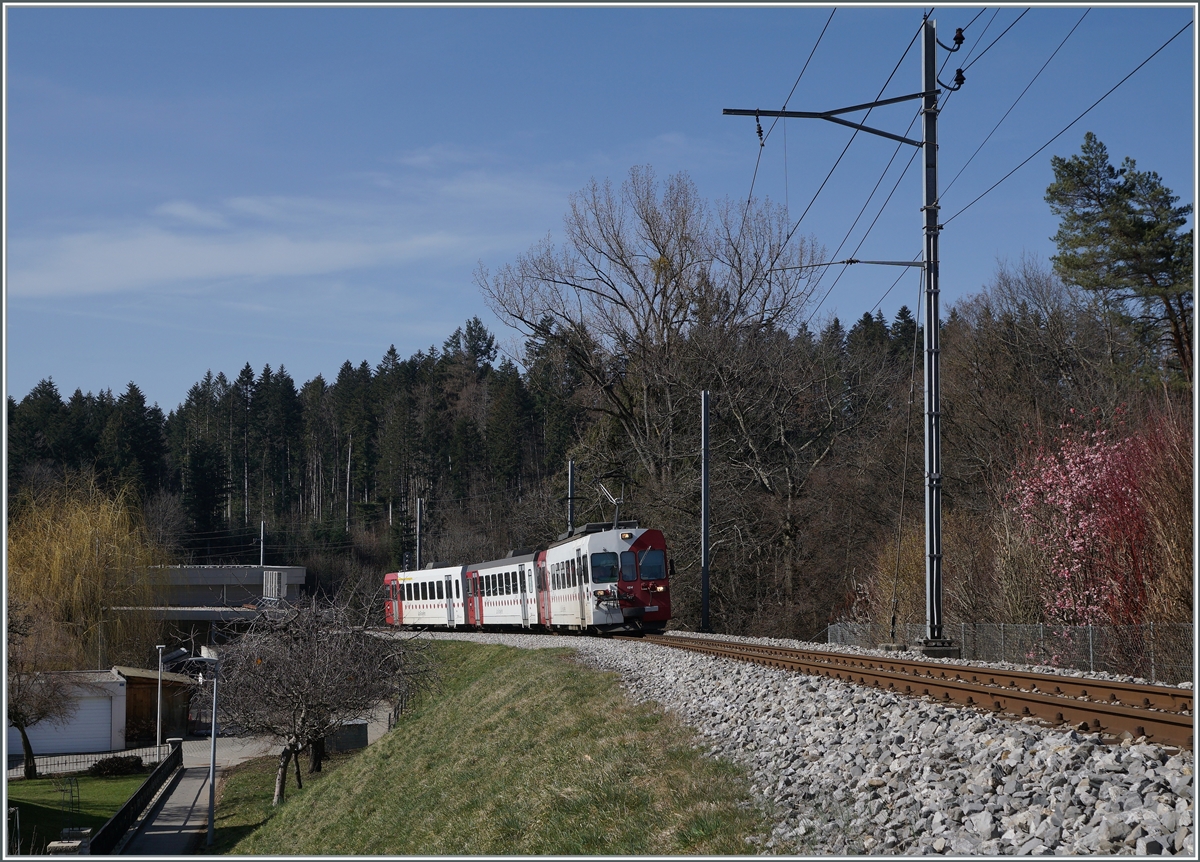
[1046,132,1193,382]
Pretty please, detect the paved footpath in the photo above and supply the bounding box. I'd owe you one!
[121,709,391,855]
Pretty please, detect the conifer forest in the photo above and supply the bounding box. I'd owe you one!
[7,138,1193,642]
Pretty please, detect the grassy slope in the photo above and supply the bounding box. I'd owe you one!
[5,772,148,854]
[216,639,768,855]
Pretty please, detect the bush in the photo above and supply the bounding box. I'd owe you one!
[87,755,145,777]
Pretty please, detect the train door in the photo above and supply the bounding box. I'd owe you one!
[536,554,551,626]
[576,549,587,625]
[519,564,530,627]
[392,581,403,626]
[445,573,455,627]
[463,571,478,627]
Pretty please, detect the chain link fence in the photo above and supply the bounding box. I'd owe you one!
[826,622,1193,685]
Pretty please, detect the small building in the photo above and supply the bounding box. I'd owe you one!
[6,670,127,756]
[160,565,307,607]
[112,564,308,647]
[112,666,196,745]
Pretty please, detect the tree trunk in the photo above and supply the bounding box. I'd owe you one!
[308,737,325,773]
[272,746,292,806]
[293,745,304,789]
[17,726,38,780]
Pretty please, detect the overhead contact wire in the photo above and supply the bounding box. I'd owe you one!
[740,7,837,226]
[944,18,1193,226]
[942,8,1090,199]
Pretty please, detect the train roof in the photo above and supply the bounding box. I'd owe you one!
[548,521,644,549]
[468,548,539,570]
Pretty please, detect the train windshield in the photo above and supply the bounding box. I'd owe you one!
[638,549,666,579]
[590,552,619,583]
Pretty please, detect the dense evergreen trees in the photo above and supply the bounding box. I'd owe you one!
[7,153,1190,638]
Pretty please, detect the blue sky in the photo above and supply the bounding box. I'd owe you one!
[4,3,1195,411]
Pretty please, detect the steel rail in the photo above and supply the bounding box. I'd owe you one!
[624,634,1193,749]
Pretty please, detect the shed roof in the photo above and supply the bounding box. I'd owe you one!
[113,666,197,686]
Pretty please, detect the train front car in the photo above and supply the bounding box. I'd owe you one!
[542,522,671,634]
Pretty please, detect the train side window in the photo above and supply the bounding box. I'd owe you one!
[520,570,526,592]
[506,571,513,595]
[417,581,424,600]
[491,574,497,596]
[508,572,515,595]
[569,559,576,587]
[456,580,461,599]
[620,551,637,581]
[590,553,618,583]
[437,581,444,600]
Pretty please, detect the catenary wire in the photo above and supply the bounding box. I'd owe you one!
[941,8,1089,199]
[961,8,1029,72]
[802,12,973,326]
[771,9,931,271]
[943,18,1193,227]
[741,7,837,222]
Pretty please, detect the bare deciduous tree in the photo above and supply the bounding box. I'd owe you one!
[6,599,82,779]
[209,595,435,805]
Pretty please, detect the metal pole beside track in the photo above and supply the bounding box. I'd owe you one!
[701,389,710,633]
[416,498,423,571]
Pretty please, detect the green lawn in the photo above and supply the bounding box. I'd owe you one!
[206,639,769,855]
[5,772,148,854]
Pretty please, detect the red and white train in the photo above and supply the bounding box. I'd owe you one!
[383,521,672,634]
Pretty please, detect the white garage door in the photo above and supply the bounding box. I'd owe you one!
[7,695,112,756]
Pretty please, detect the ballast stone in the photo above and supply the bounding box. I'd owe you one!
[422,630,1194,856]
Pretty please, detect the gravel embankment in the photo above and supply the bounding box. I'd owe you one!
[424,630,1194,856]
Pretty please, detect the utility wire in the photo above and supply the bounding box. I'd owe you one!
[741,7,837,219]
[773,10,931,267]
[961,8,1029,72]
[941,8,1089,199]
[944,18,1193,226]
[803,13,970,326]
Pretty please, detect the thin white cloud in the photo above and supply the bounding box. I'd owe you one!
[153,200,229,228]
[8,227,463,298]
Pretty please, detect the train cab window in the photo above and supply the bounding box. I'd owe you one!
[620,551,637,581]
[590,552,618,583]
[638,549,666,580]
[437,581,444,600]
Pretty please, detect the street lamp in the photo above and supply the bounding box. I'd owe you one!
[156,646,188,748]
[194,654,220,848]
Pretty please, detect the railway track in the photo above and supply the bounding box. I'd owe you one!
[619,634,1194,749]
